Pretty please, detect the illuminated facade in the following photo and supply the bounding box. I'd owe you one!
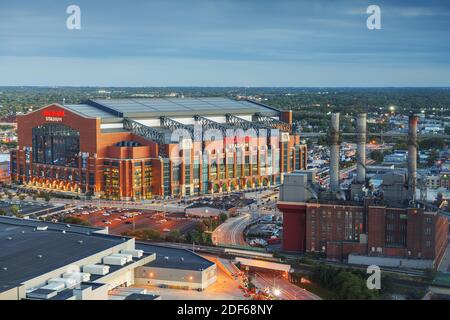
[11,98,307,200]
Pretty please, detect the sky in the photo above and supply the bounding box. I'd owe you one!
[0,0,449,87]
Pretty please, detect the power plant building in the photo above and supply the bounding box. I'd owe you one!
[278,114,449,269]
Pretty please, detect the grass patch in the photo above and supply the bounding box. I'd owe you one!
[295,282,335,300]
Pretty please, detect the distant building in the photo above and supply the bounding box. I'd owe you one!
[0,161,10,185]
[383,151,408,164]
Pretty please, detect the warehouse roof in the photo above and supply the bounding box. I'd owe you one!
[136,243,215,271]
[62,97,280,120]
[0,217,128,293]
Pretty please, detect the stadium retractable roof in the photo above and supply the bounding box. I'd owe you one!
[83,97,280,119]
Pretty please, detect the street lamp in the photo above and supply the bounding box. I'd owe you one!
[273,288,281,298]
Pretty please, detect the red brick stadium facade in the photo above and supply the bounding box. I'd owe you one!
[11,98,307,200]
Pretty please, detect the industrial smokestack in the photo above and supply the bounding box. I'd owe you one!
[408,115,419,203]
[329,113,340,193]
[356,113,367,184]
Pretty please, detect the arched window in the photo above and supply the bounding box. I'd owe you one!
[32,124,80,168]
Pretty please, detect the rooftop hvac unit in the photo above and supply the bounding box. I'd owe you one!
[82,264,110,276]
[63,272,91,282]
[41,282,65,291]
[48,277,77,288]
[120,249,144,258]
[36,226,48,231]
[103,256,127,266]
[110,253,133,263]
[27,289,58,300]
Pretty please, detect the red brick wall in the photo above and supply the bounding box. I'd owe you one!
[367,206,386,249]
[278,203,307,252]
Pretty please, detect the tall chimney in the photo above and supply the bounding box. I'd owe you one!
[408,115,419,202]
[356,113,367,184]
[329,113,340,193]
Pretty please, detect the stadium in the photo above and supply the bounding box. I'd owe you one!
[10,97,307,200]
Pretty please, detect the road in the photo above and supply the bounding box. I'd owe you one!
[213,214,252,246]
[250,270,321,300]
[301,132,450,139]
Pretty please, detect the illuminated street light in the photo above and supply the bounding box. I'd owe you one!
[273,288,281,297]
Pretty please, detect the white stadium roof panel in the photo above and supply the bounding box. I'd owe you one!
[63,97,280,120]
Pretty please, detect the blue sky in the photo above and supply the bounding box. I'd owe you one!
[0,0,449,86]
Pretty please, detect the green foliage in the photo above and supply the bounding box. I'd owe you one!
[10,205,20,216]
[423,268,437,281]
[370,150,385,163]
[427,149,440,166]
[219,213,228,223]
[0,209,6,216]
[310,264,379,300]
[394,142,408,150]
[62,216,91,226]
[165,229,182,242]
[419,138,445,150]
[127,229,162,241]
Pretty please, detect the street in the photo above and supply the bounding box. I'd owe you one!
[249,269,321,300]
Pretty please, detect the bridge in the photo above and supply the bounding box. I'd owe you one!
[300,132,450,139]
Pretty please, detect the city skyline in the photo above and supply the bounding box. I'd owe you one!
[0,0,450,87]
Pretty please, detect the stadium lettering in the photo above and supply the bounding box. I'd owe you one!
[42,110,65,117]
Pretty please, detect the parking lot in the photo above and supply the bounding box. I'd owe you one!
[0,200,63,217]
[63,206,201,236]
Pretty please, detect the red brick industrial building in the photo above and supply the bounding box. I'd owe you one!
[277,113,449,268]
[278,200,449,264]
[11,98,307,200]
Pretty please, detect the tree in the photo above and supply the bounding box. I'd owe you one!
[419,138,445,150]
[0,209,6,216]
[142,229,161,241]
[62,216,90,226]
[165,229,182,242]
[445,125,450,135]
[394,142,408,150]
[10,205,20,216]
[18,194,26,201]
[219,213,228,223]
[370,150,385,163]
[427,149,439,166]
[423,268,437,281]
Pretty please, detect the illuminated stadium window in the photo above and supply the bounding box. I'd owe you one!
[32,124,80,168]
